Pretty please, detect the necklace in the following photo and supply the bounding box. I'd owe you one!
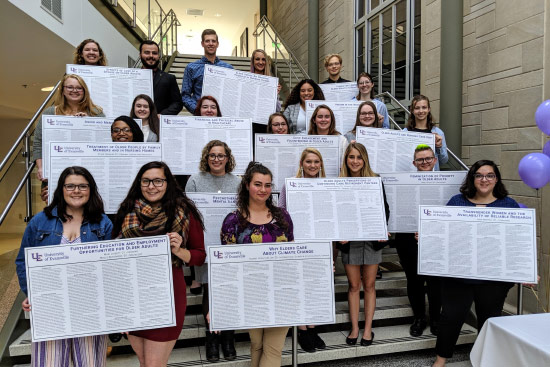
[213,174,226,193]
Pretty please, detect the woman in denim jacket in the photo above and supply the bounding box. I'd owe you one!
[15,166,112,367]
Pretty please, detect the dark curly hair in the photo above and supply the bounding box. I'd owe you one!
[459,160,508,199]
[236,162,288,231]
[112,161,204,237]
[283,79,325,108]
[45,166,105,223]
[199,140,236,173]
[73,39,107,66]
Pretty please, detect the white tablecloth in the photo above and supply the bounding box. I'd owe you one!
[470,313,550,367]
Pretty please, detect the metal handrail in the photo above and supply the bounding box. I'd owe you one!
[0,161,36,226]
[0,80,60,175]
[376,91,469,170]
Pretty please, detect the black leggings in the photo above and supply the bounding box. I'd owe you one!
[435,278,513,358]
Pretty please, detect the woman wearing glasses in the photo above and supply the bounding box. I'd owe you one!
[353,72,389,129]
[344,101,383,143]
[33,74,104,182]
[185,140,241,362]
[404,95,448,170]
[16,166,112,367]
[112,161,205,366]
[111,116,144,142]
[266,113,289,134]
[432,160,519,367]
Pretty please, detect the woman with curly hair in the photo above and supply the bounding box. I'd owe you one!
[282,79,325,134]
[112,161,205,366]
[73,39,108,66]
[220,162,294,367]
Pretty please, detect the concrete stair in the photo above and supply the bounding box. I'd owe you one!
[7,248,478,365]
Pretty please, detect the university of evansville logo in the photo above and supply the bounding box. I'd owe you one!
[54,146,63,153]
[258,137,266,143]
[31,253,43,261]
[423,209,432,216]
[289,182,297,187]
[46,118,54,125]
[213,251,223,259]
[208,67,213,73]
[70,67,77,72]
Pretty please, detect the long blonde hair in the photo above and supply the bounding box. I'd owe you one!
[54,74,102,116]
[250,49,274,76]
[296,148,326,178]
[340,142,377,177]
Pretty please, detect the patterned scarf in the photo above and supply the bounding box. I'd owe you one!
[121,199,190,267]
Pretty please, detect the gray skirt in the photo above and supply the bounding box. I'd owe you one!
[341,241,382,265]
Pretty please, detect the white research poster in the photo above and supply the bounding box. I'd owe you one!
[202,65,278,124]
[356,127,435,172]
[285,177,388,241]
[254,134,341,191]
[208,241,335,331]
[160,116,252,175]
[48,142,162,214]
[305,100,363,135]
[41,115,141,178]
[25,236,176,342]
[418,205,537,283]
[319,82,359,102]
[66,64,153,117]
[380,171,467,232]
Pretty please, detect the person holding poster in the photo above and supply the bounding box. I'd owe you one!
[33,74,105,181]
[266,113,290,134]
[181,29,233,113]
[185,140,240,362]
[432,160,519,367]
[221,162,294,367]
[344,101,383,143]
[193,95,222,117]
[321,54,351,84]
[130,94,160,142]
[283,79,325,134]
[73,38,108,66]
[250,49,282,135]
[339,142,389,347]
[112,161,206,367]
[15,166,112,367]
[394,145,441,338]
[404,95,448,170]
[307,104,348,159]
[111,115,144,142]
[352,72,389,129]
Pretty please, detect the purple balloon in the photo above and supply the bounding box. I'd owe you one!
[544,140,550,158]
[518,203,528,208]
[518,153,550,189]
[535,100,550,135]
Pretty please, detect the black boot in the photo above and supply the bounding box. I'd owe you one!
[205,330,220,362]
[220,330,237,360]
[298,329,315,353]
[308,328,326,349]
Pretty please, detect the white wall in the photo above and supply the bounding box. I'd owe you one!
[8,0,137,67]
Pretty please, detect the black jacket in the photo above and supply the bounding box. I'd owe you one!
[153,69,183,115]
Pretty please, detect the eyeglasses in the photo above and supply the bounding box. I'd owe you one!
[112,127,131,133]
[64,86,84,92]
[414,157,435,164]
[140,178,167,187]
[272,123,287,127]
[63,183,90,191]
[474,173,497,181]
[360,112,375,117]
[208,154,227,161]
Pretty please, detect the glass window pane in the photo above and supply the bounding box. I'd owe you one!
[415,0,421,26]
[370,0,380,10]
[396,0,406,34]
[413,61,421,96]
[357,25,365,73]
[382,40,391,74]
[370,16,379,48]
[414,26,421,62]
[370,46,379,76]
[396,34,406,69]
[395,66,406,100]
[382,9,392,42]
[357,0,365,19]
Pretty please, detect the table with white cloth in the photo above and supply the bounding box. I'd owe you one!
[470,313,550,367]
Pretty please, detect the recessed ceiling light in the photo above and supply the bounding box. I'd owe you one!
[214,13,222,17]
[186,9,204,16]
[41,86,54,92]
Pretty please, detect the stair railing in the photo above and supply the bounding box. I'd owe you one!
[253,16,310,98]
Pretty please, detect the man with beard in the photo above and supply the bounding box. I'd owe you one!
[140,40,183,115]
[181,29,233,113]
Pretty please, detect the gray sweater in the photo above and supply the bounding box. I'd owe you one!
[185,172,241,193]
[32,105,105,161]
